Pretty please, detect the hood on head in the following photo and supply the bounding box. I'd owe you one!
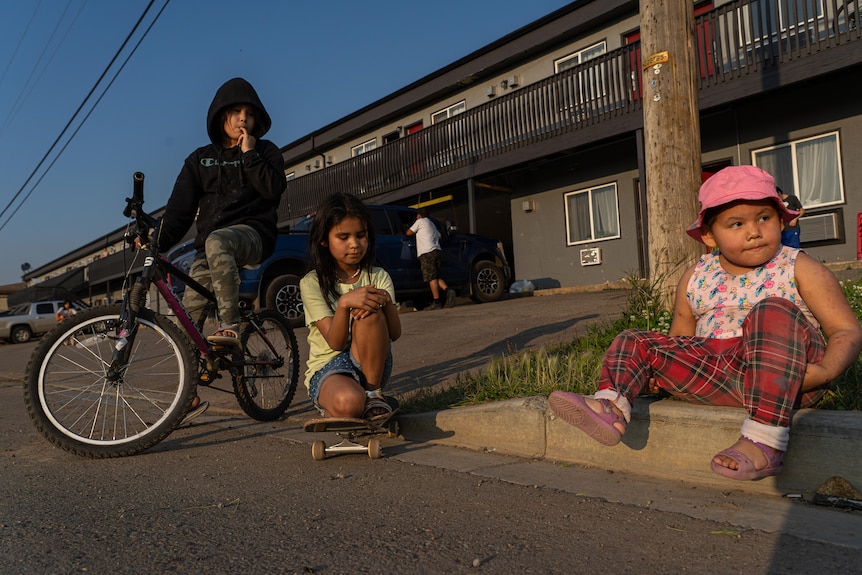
[206,77,272,145]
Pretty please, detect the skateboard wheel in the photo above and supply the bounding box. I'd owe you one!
[387,420,399,438]
[312,440,326,461]
[367,438,381,459]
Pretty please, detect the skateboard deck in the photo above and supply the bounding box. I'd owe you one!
[304,409,399,460]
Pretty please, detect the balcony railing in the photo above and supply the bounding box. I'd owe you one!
[280,43,643,220]
[278,0,860,222]
[698,0,860,84]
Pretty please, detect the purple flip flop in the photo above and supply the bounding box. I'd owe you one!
[710,436,784,481]
[548,391,624,446]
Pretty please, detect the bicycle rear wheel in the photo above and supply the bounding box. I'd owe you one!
[24,305,197,458]
[234,309,299,421]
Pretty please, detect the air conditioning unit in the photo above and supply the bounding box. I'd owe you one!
[506,75,521,88]
[486,85,497,98]
[580,247,602,266]
[799,212,840,243]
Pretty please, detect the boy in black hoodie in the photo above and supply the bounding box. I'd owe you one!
[156,78,286,421]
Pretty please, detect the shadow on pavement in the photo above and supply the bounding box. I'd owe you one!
[388,315,599,396]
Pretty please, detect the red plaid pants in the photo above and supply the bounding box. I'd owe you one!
[598,298,826,428]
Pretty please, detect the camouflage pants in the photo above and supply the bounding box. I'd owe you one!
[184,224,263,328]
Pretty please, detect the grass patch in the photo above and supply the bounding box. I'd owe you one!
[400,276,862,414]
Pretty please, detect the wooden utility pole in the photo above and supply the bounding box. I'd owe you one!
[640,0,703,304]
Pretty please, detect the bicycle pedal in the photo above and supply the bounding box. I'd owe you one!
[198,372,220,385]
[210,343,241,351]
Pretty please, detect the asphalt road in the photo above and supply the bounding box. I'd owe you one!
[3,291,862,574]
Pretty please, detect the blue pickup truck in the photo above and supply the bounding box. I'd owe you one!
[168,204,511,326]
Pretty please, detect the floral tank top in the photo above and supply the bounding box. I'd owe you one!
[685,245,818,339]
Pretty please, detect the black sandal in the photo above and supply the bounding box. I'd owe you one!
[181,397,209,426]
[362,397,393,420]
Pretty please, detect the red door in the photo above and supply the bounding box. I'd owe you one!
[624,30,642,101]
[624,1,714,99]
[694,2,715,78]
[405,121,424,176]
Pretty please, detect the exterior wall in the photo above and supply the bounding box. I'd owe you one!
[286,10,643,178]
[510,71,862,292]
[510,139,642,289]
[29,242,123,285]
[539,15,637,66]
[700,75,862,265]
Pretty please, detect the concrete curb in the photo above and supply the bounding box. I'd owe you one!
[397,396,862,495]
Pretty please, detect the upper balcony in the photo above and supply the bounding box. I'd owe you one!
[278,0,861,222]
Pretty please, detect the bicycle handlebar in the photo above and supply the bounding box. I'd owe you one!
[133,171,144,202]
[123,171,161,252]
[123,172,145,218]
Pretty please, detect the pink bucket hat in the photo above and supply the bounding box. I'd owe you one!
[686,165,799,243]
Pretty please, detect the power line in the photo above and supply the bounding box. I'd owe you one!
[0,0,169,230]
[0,0,44,92]
[0,1,75,137]
[0,0,88,138]
[0,4,166,234]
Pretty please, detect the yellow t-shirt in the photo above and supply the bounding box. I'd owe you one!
[300,267,395,389]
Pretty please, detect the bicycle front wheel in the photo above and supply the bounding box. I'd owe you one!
[234,309,299,421]
[23,305,198,458]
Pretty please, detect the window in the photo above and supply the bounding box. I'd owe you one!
[752,131,843,209]
[394,209,418,234]
[733,1,830,58]
[383,130,400,144]
[555,41,610,117]
[351,138,377,157]
[564,183,621,245]
[431,101,465,124]
[554,41,607,73]
[371,208,394,236]
[746,0,824,39]
[36,303,54,315]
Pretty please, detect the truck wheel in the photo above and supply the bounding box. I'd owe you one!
[470,260,506,303]
[265,274,304,328]
[12,325,33,344]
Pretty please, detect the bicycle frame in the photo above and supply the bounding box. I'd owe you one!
[149,255,214,353]
[109,175,219,379]
[110,172,286,382]
[155,256,289,376]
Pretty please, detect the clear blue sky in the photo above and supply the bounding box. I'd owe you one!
[0,0,573,286]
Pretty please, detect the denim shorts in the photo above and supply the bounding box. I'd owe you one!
[308,347,393,413]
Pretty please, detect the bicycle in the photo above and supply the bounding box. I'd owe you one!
[23,172,300,458]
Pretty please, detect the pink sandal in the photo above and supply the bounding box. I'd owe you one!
[710,436,784,481]
[548,391,625,446]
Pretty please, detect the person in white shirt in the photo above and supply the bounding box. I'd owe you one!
[406,210,456,310]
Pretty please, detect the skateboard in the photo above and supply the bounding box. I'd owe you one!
[303,410,399,460]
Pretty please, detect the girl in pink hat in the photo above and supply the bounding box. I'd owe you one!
[549,165,862,481]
